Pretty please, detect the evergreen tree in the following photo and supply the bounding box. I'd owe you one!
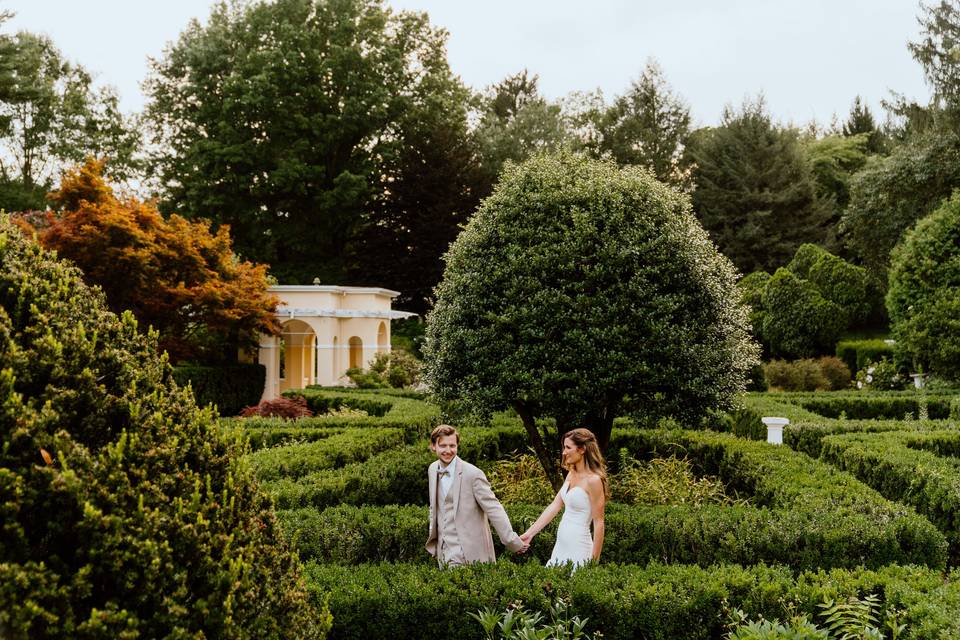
[597,59,693,188]
[842,96,884,153]
[473,70,571,193]
[687,97,833,274]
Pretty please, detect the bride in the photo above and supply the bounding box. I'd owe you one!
[520,428,608,568]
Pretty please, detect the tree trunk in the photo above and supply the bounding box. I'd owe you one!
[513,401,563,491]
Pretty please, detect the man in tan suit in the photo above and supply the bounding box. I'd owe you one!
[426,424,528,566]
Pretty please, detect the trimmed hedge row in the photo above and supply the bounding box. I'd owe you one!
[835,339,896,374]
[303,561,960,640]
[247,428,406,481]
[819,429,960,563]
[172,363,266,416]
[795,395,951,420]
[280,499,941,570]
[262,427,530,510]
[268,427,945,568]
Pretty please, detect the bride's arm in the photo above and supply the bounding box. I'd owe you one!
[521,489,564,540]
[587,475,606,561]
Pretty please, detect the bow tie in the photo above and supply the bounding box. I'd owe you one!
[438,469,450,478]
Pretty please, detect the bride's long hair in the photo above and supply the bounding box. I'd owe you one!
[561,428,609,498]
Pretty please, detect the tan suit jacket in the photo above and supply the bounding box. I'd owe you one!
[426,457,524,563]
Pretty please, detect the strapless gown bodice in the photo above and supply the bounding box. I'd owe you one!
[546,481,593,569]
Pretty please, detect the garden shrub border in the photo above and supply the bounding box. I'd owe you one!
[819,429,960,563]
[303,561,960,640]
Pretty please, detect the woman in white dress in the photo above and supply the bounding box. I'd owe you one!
[520,428,608,569]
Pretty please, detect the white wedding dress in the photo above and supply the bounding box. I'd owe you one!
[546,481,593,569]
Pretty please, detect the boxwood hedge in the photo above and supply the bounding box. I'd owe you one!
[304,561,960,640]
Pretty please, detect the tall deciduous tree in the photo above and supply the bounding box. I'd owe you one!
[687,97,833,274]
[0,31,139,209]
[144,0,463,286]
[425,152,758,488]
[349,70,485,314]
[35,159,279,363]
[596,59,692,188]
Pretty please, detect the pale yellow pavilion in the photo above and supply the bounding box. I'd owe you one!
[255,285,415,401]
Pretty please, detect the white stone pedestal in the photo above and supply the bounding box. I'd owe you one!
[762,417,790,445]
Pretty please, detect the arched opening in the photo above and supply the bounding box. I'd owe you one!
[279,319,316,393]
[349,336,363,369]
[377,322,388,353]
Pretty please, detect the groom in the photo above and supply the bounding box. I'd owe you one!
[426,424,528,566]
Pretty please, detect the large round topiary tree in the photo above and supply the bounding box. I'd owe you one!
[887,193,960,380]
[0,218,327,638]
[424,152,759,487]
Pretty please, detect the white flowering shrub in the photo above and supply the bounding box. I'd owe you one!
[424,152,759,482]
[855,358,907,391]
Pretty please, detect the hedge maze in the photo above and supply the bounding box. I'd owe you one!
[235,388,960,639]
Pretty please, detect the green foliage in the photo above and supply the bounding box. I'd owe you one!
[727,593,905,640]
[835,339,896,375]
[345,350,422,389]
[425,151,758,484]
[763,358,846,392]
[761,268,846,357]
[0,31,140,198]
[144,0,472,289]
[803,131,870,225]
[687,97,833,274]
[472,596,597,640]
[172,363,266,416]
[0,219,323,638]
[612,453,738,507]
[594,59,693,188]
[854,358,908,391]
[819,429,960,562]
[841,131,960,279]
[488,453,556,505]
[886,193,960,380]
[303,561,960,640]
[246,428,405,481]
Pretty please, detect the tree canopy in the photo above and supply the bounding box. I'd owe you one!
[424,152,758,488]
[144,0,470,289]
[687,97,833,275]
[886,193,960,379]
[32,159,278,363]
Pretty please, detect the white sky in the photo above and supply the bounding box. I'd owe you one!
[2,0,932,128]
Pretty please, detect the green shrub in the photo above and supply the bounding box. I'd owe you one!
[763,358,849,391]
[952,396,960,420]
[303,561,960,640]
[820,429,960,563]
[835,339,895,376]
[887,193,960,380]
[172,362,266,416]
[762,268,846,358]
[345,350,423,389]
[854,357,908,391]
[0,221,323,638]
[806,251,874,326]
[246,428,406,481]
[487,453,556,505]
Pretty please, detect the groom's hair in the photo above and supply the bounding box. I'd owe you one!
[430,424,459,444]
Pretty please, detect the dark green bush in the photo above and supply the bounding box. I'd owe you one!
[796,396,950,420]
[835,339,896,375]
[172,363,266,416]
[887,193,960,380]
[0,221,324,638]
[761,268,846,358]
[303,561,960,640]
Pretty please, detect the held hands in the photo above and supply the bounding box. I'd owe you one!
[517,530,535,553]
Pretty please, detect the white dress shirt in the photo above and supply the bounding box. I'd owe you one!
[438,456,458,500]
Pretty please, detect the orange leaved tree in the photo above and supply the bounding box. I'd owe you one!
[38,159,279,363]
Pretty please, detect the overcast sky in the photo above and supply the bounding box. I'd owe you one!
[3,0,932,128]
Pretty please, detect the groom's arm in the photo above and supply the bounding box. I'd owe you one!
[472,472,525,552]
